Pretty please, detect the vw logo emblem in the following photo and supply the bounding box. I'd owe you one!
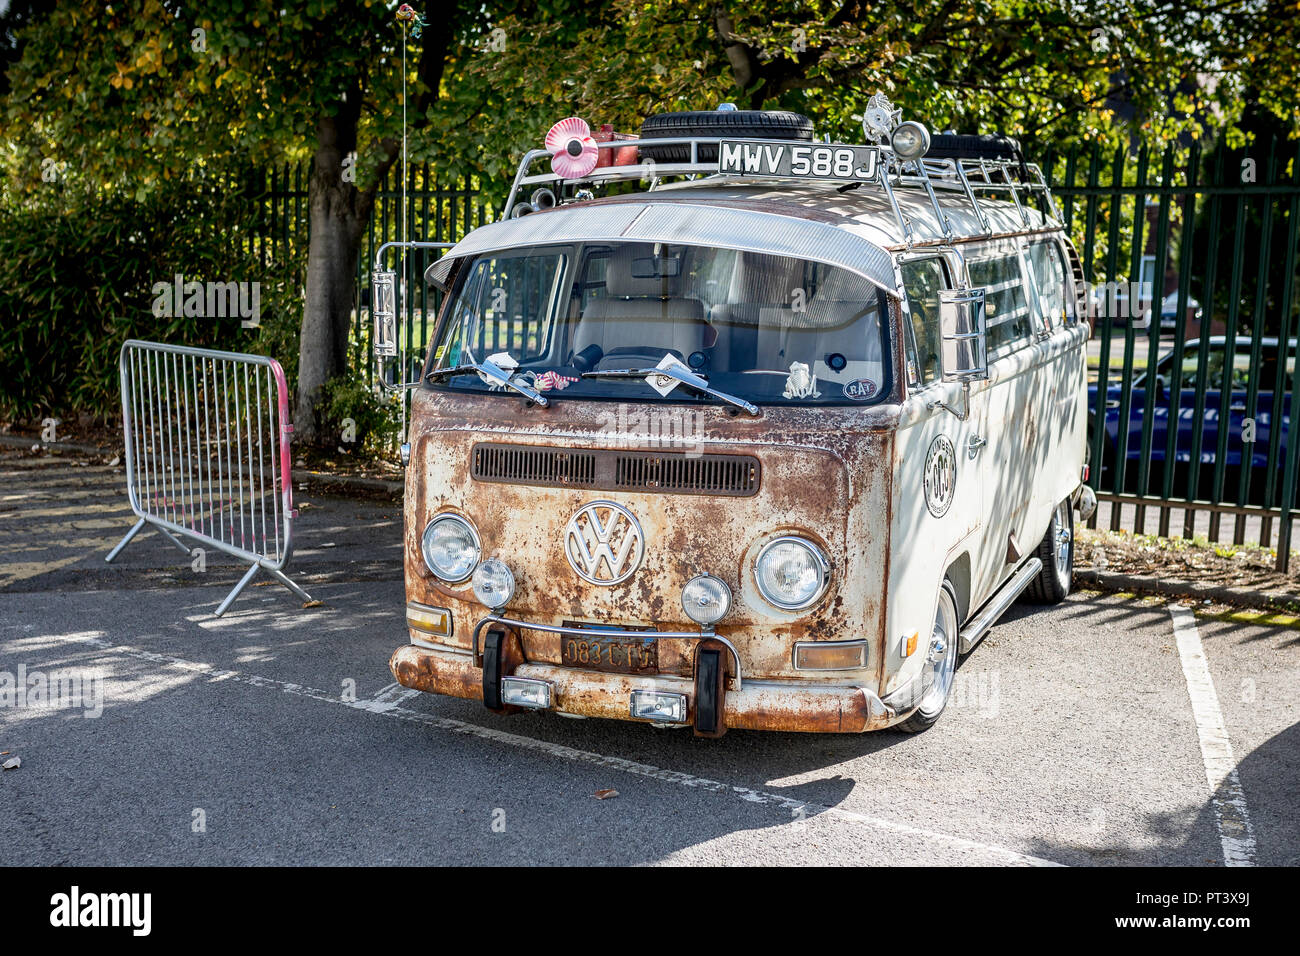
[564,500,645,585]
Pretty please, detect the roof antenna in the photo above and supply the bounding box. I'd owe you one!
[398,7,424,436]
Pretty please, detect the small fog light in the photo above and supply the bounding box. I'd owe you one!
[630,690,687,723]
[891,121,931,161]
[472,558,516,610]
[681,574,732,626]
[501,677,551,709]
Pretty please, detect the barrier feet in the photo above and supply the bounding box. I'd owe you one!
[105,517,147,563]
[214,564,261,617]
[213,564,314,617]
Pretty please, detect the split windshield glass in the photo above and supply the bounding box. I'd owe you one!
[424,241,891,407]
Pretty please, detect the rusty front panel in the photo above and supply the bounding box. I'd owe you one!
[403,386,897,689]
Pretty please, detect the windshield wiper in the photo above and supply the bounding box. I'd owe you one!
[581,366,759,416]
[426,358,548,407]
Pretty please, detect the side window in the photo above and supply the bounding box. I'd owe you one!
[900,258,947,386]
[969,252,1033,359]
[464,254,567,361]
[1024,240,1068,333]
[1177,348,1226,392]
[578,248,611,312]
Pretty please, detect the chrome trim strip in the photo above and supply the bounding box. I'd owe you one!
[408,635,470,654]
[470,614,743,690]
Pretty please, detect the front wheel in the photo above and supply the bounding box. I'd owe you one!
[897,580,960,733]
[1028,498,1073,603]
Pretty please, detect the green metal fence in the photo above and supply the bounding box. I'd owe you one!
[260,162,490,381]
[1042,137,1300,569]
[263,144,1300,568]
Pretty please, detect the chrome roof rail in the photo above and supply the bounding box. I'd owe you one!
[500,132,1062,239]
[877,158,917,248]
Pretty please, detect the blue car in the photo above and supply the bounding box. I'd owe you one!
[1087,336,1296,502]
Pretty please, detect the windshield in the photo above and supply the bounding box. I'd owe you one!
[424,242,892,407]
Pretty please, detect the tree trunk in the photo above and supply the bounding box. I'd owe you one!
[295,104,389,444]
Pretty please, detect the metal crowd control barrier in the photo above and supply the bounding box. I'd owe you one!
[106,340,312,616]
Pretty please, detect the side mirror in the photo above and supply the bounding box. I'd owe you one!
[939,288,988,383]
[372,270,398,359]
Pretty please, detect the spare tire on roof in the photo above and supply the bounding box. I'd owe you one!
[926,133,1029,179]
[638,110,815,163]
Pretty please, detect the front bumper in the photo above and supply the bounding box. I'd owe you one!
[390,640,895,734]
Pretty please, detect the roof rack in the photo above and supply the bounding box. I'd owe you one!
[503,136,1061,250]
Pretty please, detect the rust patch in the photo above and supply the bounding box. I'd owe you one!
[391,644,482,702]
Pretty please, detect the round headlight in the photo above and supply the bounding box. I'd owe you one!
[421,514,480,583]
[472,558,515,609]
[681,573,732,626]
[890,121,931,162]
[754,537,831,611]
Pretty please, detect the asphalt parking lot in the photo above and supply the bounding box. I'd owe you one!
[2,450,1297,866]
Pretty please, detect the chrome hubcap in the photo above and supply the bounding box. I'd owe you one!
[918,592,957,715]
[1054,501,1072,581]
[927,636,947,664]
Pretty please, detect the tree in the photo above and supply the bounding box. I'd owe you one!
[440,0,1299,153]
[2,0,535,440]
[3,0,1295,439]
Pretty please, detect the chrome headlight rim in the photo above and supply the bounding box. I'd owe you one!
[421,513,481,584]
[754,535,832,611]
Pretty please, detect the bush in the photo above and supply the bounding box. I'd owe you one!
[0,174,305,424]
[315,369,403,458]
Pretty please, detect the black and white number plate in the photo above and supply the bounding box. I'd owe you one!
[717,140,879,182]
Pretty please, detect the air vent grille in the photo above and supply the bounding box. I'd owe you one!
[471,443,760,497]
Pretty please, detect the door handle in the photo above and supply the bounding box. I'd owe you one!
[968,435,988,453]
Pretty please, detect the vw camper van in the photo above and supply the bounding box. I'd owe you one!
[378,97,1094,736]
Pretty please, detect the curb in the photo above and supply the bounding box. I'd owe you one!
[290,469,403,496]
[1077,568,1300,613]
[0,434,120,456]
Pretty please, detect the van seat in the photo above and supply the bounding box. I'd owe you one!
[571,246,709,367]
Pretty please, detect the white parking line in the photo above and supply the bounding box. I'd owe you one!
[1168,605,1256,866]
[62,631,1062,867]
[353,682,423,713]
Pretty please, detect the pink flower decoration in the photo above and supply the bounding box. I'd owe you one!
[545,117,599,180]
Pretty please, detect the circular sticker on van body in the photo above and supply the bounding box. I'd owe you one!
[924,435,956,518]
[842,378,878,401]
